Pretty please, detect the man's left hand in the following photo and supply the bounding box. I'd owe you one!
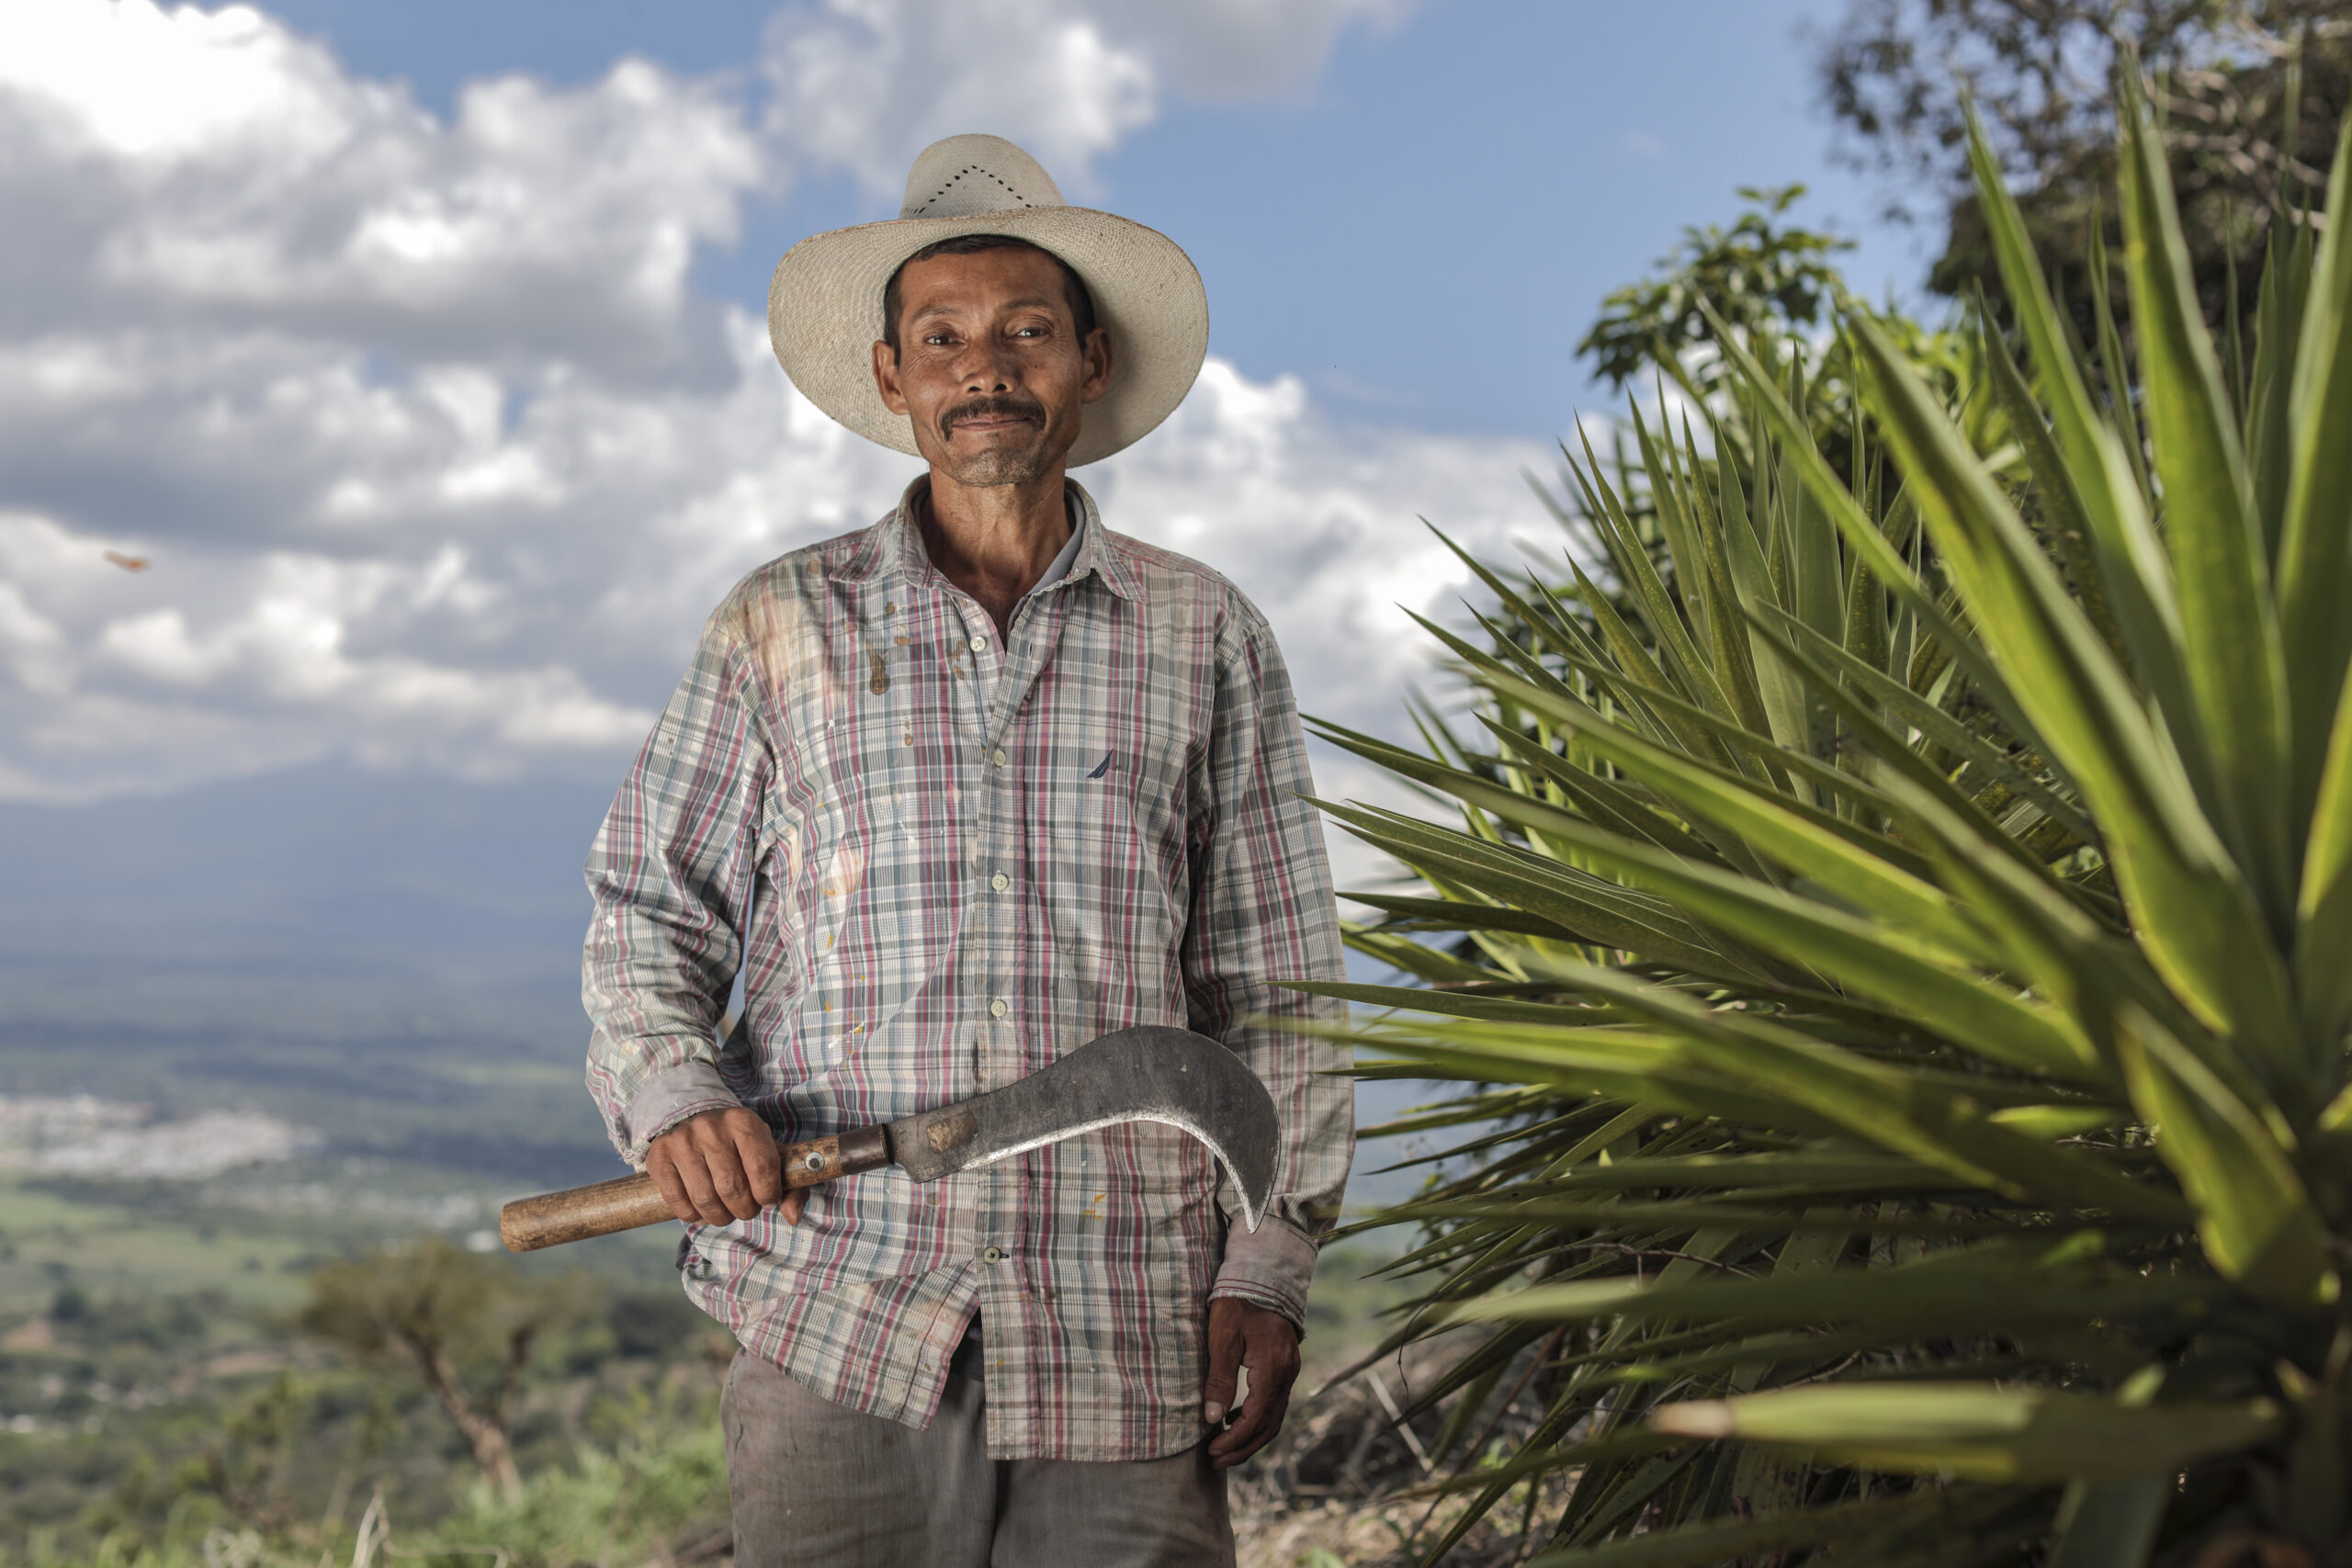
[1203,1296,1301,1471]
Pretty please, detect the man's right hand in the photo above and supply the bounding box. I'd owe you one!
[646,1108,799,1226]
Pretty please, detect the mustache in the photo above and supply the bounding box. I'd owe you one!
[941,393,1046,432]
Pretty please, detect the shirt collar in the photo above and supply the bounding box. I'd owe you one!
[864,475,1142,603]
[1029,502,1086,594]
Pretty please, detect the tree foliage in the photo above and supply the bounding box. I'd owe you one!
[297,1240,583,1498]
[1579,186,1854,397]
[1575,183,1994,507]
[1818,0,2350,322]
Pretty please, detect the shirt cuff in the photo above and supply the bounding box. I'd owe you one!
[619,1060,741,1167]
[1208,1214,1320,1330]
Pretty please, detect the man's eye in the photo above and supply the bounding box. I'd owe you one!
[924,333,956,346]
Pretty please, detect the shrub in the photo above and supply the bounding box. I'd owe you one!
[1316,79,2352,1564]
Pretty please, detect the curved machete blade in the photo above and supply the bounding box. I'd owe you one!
[883,1026,1280,1232]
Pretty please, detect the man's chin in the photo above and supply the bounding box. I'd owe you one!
[935,438,1060,489]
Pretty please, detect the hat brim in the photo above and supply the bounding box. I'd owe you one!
[766,207,1208,468]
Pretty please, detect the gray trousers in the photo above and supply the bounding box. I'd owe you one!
[721,1349,1236,1568]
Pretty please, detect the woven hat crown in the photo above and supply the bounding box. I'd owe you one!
[900,137,1066,219]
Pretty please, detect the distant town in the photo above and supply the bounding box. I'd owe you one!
[0,1095,321,1181]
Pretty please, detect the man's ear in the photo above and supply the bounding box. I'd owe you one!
[873,340,909,415]
[1079,327,1114,406]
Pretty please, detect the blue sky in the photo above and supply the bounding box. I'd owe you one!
[0,0,1948,1156]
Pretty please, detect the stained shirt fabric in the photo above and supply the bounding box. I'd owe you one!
[581,477,1352,1462]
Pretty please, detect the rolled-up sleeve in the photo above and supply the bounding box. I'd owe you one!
[583,611,774,1167]
[1183,600,1353,1328]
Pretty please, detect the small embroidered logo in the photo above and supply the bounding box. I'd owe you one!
[1085,753,1111,780]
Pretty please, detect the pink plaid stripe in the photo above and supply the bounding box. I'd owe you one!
[582,479,1351,1461]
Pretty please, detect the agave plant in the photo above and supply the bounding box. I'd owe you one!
[1307,82,2352,1568]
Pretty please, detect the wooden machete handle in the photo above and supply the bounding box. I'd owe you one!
[499,1126,890,1252]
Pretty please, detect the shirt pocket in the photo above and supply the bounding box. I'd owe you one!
[882,772,959,841]
[1035,739,1189,1038]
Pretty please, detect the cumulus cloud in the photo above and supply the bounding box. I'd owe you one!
[0,318,1548,814]
[1097,0,1413,100]
[1,0,763,377]
[761,0,1406,195]
[0,0,1537,850]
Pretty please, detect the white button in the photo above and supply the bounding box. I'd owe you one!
[969,636,987,653]
[991,749,1007,767]
[989,998,1009,1019]
[981,1246,1005,1263]
[990,872,1010,892]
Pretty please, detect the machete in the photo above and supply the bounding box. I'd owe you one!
[499,1025,1278,1251]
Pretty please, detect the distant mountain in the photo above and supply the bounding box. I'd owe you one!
[0,763,624,1182]
[0,761,612,1032]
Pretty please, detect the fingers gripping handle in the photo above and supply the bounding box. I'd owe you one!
[498,1126,891,1252]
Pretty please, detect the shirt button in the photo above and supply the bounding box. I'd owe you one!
[990,872,1010,893]
[981,1246,1005,1263]
[989,998,1009,1019]
[969,636,987,653]
[991,749,1007,768]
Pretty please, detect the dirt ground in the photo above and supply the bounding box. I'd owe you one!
[1229,1341,1566,1568]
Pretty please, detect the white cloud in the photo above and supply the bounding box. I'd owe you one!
[763,0,1155,196]
[0,0,1534,854]
[4,0,1409,361]
[2,0,763,376]
[0,315,1548,817]
[1,0,348,164]
[1096,0,1412,100]
[760,0,1405,195]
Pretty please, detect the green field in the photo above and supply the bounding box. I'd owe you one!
[0,1183,315,1321]
[0,1140,1413,1562]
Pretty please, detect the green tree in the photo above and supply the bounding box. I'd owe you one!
[1319,75,2352,1562]
[188,1375,310,1536]
[1819,0,2350,325]
[1569,183,1995,570]
[298,1240,582,1498]
[1579,185,1854,400]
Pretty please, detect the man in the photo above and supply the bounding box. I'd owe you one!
[581,133,1351,1567]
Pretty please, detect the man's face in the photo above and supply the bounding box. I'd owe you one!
[872,246,1113,490]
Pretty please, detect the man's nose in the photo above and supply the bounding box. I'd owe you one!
[954,339,1016,392]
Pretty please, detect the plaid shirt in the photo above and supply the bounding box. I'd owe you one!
[582,478,1351,1461]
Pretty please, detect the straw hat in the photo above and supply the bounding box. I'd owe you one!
[766,134,1208,468]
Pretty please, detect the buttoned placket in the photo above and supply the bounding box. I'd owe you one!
[934,567,1078,1415]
